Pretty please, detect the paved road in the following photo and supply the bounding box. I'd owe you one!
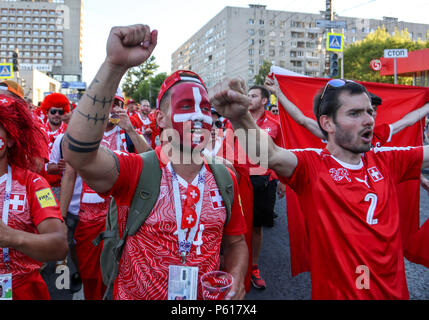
[42,186,429,300]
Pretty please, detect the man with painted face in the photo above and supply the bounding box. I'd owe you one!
[62,24,248,300]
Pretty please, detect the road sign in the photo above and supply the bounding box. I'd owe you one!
[370,59,382,71]
[326,33,344,52]
[384,49,408,58]
[0,63,13,79]
[315,20,347,29]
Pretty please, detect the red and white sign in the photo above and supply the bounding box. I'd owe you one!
[370,59,382,71]
[210,189,224,209]
[9,193,26,212]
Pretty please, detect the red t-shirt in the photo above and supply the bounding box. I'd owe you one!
[0,166,63,288]
[280,146,423,300]
[108,147,246,300]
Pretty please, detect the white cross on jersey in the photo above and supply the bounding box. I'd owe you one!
[210,189,224,209]
[9,194,26,212]
[368,167,384,182]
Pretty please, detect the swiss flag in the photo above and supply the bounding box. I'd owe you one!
[9,194,26,212]
[210,189,224,209]
[181,206,197,229]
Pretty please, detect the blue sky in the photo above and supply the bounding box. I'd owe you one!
[81,0,429,84]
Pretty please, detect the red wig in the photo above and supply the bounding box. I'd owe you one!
[41,92,71,114]
[0,94,49,170]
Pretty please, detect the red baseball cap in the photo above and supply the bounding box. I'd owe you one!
[157,70,207,109]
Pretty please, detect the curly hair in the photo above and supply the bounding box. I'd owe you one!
[0,94,49,170]
[41,92,70,114]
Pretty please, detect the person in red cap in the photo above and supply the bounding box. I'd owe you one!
[62,24,248,300]
[41,93,71,202]
[0,93,67,300]
[130,99,159,148]
[126,98,136,117]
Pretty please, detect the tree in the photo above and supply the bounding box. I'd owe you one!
[122,56,159,98]
[133,72,168,107]
[253,60,272,85]
[343,26,429,84]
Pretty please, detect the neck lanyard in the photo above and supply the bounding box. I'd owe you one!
[167,162,206,264]
[1,165,12,267]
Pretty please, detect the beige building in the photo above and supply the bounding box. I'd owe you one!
[0,0,83,84]
[172,4,429,88]
[20,68,61,105]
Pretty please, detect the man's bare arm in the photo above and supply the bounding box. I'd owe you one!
[62,25,157,193]
[390,102,429,135]
[209,78,298,179]
[265,75,324,139]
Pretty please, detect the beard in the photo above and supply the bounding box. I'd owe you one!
[333,122,372,154]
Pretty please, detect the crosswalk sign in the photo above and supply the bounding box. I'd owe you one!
[327,33,344,52]
[0,63,13,79]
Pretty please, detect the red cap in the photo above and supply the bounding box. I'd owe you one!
[157,70,207,109]
[126,98,135,105]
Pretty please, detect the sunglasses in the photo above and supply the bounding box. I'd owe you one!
[319,79,356,103]
[50,109,65,115]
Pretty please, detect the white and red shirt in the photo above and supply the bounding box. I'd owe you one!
[0,166,63,288]
[280,146,423,299]
[107,147,246,300]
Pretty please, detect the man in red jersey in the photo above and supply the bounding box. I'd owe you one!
[246,84,283,290]
[0,94,67,300]
[62,24,248,300]
[210,77,429,299]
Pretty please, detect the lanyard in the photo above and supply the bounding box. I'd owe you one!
[167,162,206,264]
[1,165,12,267]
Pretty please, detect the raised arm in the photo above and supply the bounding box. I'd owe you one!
[209,78,298,179]
[265,75,324,139]
[390,102,429,136]
[62,25,157,193]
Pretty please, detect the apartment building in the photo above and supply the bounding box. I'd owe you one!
[0,0,83,83]
[172,4,429,88]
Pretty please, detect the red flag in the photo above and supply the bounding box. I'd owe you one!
[274,74,429,275]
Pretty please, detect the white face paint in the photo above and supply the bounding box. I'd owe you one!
[172,87,213,126]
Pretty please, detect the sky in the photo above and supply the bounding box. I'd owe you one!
[81,0,429,84]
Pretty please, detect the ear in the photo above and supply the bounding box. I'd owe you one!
[7,138,15,148]
[156,109,168,129]
[319,115,335,136]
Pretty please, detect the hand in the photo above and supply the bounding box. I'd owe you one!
[114,107,133,132]
[209,78,250,122]
[57,159,66,171]
[264,74,281,96]
[105,24,158,70]
[0,220,14,248]
[277,182,286,199]
[225,276,245,300]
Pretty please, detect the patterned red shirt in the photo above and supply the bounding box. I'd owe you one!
[0,166,63,288]
[108,147,246,300]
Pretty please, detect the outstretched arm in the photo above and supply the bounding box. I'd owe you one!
[390,102,429,136]
[209,78,298,179]
[62,25,157,193]
[265,75,324,139]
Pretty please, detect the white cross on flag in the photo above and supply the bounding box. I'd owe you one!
[210,189,224,209]
[9,194,26,212]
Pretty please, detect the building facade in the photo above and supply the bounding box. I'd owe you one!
[0,0,83,84]
[171,4,429,88]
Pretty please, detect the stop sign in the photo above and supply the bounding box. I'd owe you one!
[370,59,382,71]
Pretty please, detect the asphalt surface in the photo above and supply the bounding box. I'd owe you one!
[42,184,429,300]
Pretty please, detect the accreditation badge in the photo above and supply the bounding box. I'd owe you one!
[167,265,198,300]
[0,273,12,300]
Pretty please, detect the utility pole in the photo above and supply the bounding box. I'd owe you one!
[324,0,334,77]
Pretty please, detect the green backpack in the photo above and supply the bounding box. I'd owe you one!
[93,150,235,299]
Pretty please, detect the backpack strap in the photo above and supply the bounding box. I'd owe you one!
[205,155,234,225]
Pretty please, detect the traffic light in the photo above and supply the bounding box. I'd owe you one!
[12,51,19,72]
[329,52,339,78]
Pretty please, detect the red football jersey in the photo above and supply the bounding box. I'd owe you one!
[108,147,246,300]
[280,146,423,299]
[0,166,63,289]
[372,123,393,147]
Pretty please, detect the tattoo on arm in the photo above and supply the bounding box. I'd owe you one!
[85,93,113,109]
[76,110,108,125]
[64,133,102,153]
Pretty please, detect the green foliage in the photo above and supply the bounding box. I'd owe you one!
[121,56,159,98]
[253,60,272,85]
[133,72,168,107]
[343,26,429,84]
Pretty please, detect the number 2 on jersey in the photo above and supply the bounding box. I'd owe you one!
[364,193,378,225]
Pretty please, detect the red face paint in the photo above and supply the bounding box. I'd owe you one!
[170,82,212,149]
